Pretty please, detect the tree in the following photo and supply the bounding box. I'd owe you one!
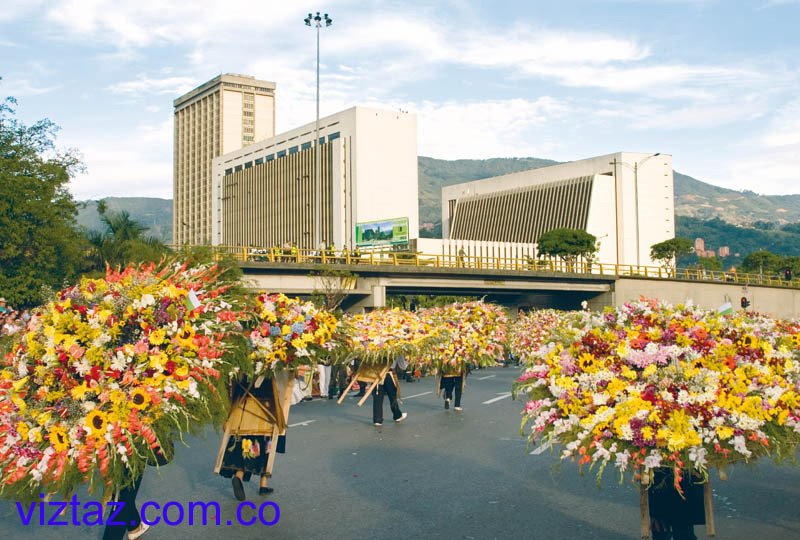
[0,96,89,307]
[85,204,169,271]
[537,228,598,271]
[650,237,693,268]
[741,250,783,275]
[310,268,357,310]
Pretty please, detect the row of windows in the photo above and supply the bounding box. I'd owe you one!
[223,132,341,175]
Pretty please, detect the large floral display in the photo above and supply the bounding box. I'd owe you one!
[418,301,508,371]
[243,292,338,377]
[514,298,800,491]
[338,309,437,366]
[508,309,565,364]
[0,263,242,502]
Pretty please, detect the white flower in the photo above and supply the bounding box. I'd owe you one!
[732,435,752,457]
[643,454,662,470]
[689,446,707,468]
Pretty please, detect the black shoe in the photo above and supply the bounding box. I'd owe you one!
[259,486,274,495]
[444,398,450,410]
[232,476,245,501]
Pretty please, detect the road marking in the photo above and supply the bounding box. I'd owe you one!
[403,391,432,400]
[288,420,317,428]
[476,375,495,380]
[482,392,512,404]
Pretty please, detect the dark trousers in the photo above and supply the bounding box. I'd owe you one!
[649,468,704,540]
[441,376,463,407]
[372,375,402,423]
[330,364,347,396]
[102,474,143,540]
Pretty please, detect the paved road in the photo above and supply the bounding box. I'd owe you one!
[2,366,799,539]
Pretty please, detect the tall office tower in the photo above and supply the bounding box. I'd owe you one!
[173,74,276,245]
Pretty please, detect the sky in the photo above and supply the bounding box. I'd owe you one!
[1,0,799,200]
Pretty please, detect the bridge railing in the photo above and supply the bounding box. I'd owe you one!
[195,245,800,289]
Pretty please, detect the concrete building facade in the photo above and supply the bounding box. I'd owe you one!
[173,74,276,245]
[211,106,419,251]
[441,152,674,267]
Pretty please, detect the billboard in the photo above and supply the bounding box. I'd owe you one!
[355,217,409,247]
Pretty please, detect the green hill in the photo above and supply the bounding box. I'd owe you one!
[75,157,800,260]
[76,197,172,242]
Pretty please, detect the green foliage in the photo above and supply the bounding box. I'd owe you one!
[650,237,693,267]
[782,222,800,234]
[84,206,170,271]
[675,216,800,267]
[0,96,89,308]
[741,250,784,275]
[752,220,776,231]
[537,228,598,268]
[693,256,723,271]
[77,197,173,242]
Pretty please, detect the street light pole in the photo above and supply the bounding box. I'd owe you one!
[305,11,333,251]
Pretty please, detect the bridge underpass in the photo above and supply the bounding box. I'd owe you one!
[237,260,800,318]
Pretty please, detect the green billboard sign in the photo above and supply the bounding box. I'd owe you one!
[355,217,409,247]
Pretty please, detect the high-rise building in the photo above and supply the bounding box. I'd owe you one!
[694,238,705,253]
[173,74,276,245]
[718,246,730,257]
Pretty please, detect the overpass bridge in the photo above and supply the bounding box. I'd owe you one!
[219,247,800,318]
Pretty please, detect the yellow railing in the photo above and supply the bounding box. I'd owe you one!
[196,245,800,289]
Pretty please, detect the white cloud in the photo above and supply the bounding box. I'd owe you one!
[65,118,173,199]
[0,78,60,97]
[108,76,198,96]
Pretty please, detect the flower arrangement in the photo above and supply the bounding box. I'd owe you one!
[0,262,242,502]
[508,309,565,364]
[338,309,438,366]
[243,292,338,376]
[514,298,800,492]
[417,301,508,372]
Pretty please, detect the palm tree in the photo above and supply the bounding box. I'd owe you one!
[86,203,169,269]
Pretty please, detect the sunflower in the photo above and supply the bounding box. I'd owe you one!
[84,410,107,436]
[49,426,70,452]
[130,388,151,409]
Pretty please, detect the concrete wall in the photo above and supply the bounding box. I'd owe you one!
[614,278,800,319]
[441,152,675,268]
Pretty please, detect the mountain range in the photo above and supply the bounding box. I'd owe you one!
[76,157,800,261]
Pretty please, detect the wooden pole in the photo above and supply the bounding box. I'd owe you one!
[640,483,651,539]
[704,479,716,537]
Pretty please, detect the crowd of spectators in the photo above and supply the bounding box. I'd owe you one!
[0,298,29,337]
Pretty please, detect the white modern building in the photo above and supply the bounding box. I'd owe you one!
[211,106,419,250]
[441,152,675,267]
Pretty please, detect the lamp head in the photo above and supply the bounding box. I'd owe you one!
[304,13,312,25]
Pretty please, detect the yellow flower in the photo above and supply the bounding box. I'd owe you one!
[85,410,107,436]
[716,426,734,440]
[130,388,151,409]
[149,329,167,345]
[49,426,70,452]
[642,364,657,378]
[70,382,92,401]
[16,421,30,440]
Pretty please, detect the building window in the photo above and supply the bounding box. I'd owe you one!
[265,154,275,161]
[255,158,264,165]
[289,146,298,155]
[234,165,243,172]
[277,150,286,158]
[244,161,253,169]
[301,142,312,150]
[328,131,340,142]
[225,168,233,175]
